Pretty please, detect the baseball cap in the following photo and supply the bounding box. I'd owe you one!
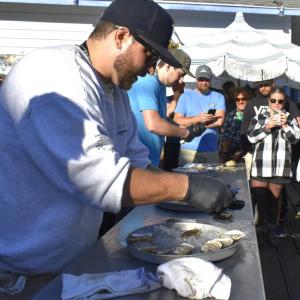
[195,65,213,80]
[169,49,194,77]
[100,0,182,68]
[256,79,273,87]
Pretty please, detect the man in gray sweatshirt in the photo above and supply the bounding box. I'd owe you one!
[0,0,233,275]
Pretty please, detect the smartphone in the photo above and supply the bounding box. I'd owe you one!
[273,110,281,125]
[207,108,216,115]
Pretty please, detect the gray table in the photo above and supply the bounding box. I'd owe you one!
[31,165,265,300]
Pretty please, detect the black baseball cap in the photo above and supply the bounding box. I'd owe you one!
[256,79,273,87]
[100,0,182,68]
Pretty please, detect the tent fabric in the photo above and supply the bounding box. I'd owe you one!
[163,0,300,9]
[183,12,300,85]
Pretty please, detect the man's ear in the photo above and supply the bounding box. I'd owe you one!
[114,27,132,50]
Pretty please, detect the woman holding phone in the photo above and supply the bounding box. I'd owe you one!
[247,87,300,239]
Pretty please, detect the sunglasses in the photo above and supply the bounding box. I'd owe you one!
[133,34,160,65]
[112,25,160,66]
[270,99,284,104]
[235,97,248,102]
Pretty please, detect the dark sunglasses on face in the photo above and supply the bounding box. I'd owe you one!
[133,34,160,65]
[270,99,284,104]
[112,24,160,66]
[235,97,248,102]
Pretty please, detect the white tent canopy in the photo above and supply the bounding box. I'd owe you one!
[183,12,300,87]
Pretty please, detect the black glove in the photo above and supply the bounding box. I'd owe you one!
[184,174,234,213]
[184,123,206,142]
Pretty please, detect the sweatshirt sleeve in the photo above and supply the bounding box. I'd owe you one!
[124,95,150,168]
[247,115,270,144]
[16,93,130,214]
[282,117,300,145]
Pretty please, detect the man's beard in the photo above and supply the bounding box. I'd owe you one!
[114,47,146,90]
[198,85,210,93]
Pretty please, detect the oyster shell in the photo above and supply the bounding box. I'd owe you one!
[221,230,245,241]
[225,160,236,167]
[201,240,222,252]
[216,211,232,220]
[208,237,234,247]
[173,243,195,255]
[127,233,153,244]
[181,228,203,239]
[186,163,204,170]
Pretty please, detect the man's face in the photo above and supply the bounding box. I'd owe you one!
[164,67,185,87]
[257,82,272,97]
[114,38,159,90]
[196,77,211,93]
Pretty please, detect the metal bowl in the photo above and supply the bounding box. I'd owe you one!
[126,220,240,264]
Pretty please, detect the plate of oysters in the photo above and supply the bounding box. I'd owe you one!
[126,219,245,264]
[173,162,244,174]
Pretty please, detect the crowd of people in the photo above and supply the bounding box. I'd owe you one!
[128,63,300,242]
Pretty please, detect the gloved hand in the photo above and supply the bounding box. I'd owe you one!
[184,174,234,213]
[184,123,206,142]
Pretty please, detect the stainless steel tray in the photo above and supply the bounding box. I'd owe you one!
[126,220,240,264]
[172,167,219,176]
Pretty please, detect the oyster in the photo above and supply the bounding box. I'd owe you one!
[221,230,245,241]
[186,163,204,170]
[225,160,236,167]
[216,211,232,220]
[208,237,234,247]
[127,233,153,244]
[193,163,204,170]
[173,243,194,255]
[181,228,203,239]
[201,240,222,253]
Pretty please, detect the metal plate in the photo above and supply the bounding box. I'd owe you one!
[173,163,244,174]
[126,220,240,264]
[172,167,219,177]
